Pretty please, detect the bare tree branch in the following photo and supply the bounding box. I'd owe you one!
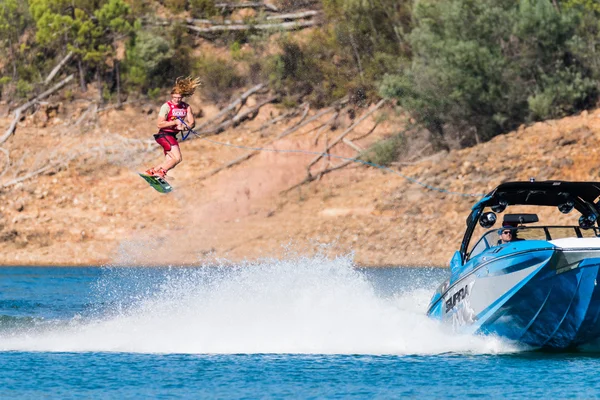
[44,51,74,86]
[2,162,60,188]
[306,99,385,171]
[198,98,349,180]
[200,106,336,179]
[350,122,379,141]
[194,95,278,137]
[74,104,94,126]
[0,74,74,145]
[343,138,363,153]
[0,147,10,179]
[251,102,307,133]
[283,159,355,194]
[195,83,265,132]
[313,111,338,145]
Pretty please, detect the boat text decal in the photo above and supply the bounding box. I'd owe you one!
[445,284,470,313]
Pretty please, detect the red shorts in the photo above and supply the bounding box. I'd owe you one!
[154,133,179,155]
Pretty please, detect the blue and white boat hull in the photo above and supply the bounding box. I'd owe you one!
[428,241,600,349]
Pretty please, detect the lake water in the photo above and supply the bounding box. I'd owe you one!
[1,255,600,398]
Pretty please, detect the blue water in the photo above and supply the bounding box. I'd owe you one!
[2,256,600,398]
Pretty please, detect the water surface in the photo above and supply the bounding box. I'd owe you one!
[1,258,599,398]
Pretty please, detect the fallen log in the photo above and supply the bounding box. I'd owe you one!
[266,10,318,20]
[187,20,317,33]
[343,138,363,153]
[215,2,278,11]
[195,83,265,131]
[187,11,318,25]
[0,74,74,145]
[196,95,278,136]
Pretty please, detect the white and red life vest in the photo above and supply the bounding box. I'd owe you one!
[160,101,189,133]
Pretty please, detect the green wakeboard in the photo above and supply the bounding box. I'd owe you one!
[139,173,173,193]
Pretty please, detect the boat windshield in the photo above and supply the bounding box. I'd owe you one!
[467,226,600,260]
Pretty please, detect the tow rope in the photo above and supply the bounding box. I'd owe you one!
[176,117,485,197]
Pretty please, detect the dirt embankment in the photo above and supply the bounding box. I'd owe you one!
[1,94,599,267]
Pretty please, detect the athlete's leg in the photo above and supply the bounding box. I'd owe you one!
[159,144,182,172]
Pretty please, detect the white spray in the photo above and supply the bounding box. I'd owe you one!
[0,254,518,354]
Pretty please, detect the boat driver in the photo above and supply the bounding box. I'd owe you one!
[499,227,515,244]
[498,224,520,245]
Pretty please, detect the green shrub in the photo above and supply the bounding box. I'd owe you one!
[267,37,329,106]
[189,0,217,18]
[360,134,405,167]
[163,0,187,13]
[195,54,244,103]
[128,31,173,73]
[528,67,598,120]
[123,27,196,91]
[381,0,598,148]
[102,83,112,102]
[15,79,32,98]
[230,41,242,60]
[147,87,161,100]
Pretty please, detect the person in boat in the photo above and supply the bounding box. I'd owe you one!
[145,76,201,179]
[498,226,516,244]
[498,222,523,245]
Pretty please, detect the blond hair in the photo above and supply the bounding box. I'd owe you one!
[171,76,202,97]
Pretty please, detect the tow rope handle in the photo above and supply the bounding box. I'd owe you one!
[177,117,201,141]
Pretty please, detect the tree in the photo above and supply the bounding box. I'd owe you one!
[0,0,29,81]
[30,0,90,91]
[93,0,134,104]
[29,0,136,98]
[381,0,598,149]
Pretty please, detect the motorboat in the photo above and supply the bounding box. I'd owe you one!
[427,180,600,349]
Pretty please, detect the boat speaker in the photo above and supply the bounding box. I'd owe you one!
[558,201,574,214]
[491,200,508,213]
[579,214,597,229]
[479,212,497,228]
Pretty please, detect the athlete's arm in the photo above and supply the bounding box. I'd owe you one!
[156,103,178,129]
[185,106,195,129]
[157,115,178,129]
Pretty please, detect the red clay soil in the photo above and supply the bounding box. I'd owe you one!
[1,94,600,267]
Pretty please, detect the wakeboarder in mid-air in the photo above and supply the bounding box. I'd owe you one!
[139,76,201,193]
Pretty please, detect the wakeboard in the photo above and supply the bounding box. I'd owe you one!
[139,173,172,193]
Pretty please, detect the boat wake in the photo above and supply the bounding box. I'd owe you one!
[0,254,520,355]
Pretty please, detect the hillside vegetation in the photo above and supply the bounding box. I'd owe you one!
[3,0,600,266]
[3,0,600,151]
